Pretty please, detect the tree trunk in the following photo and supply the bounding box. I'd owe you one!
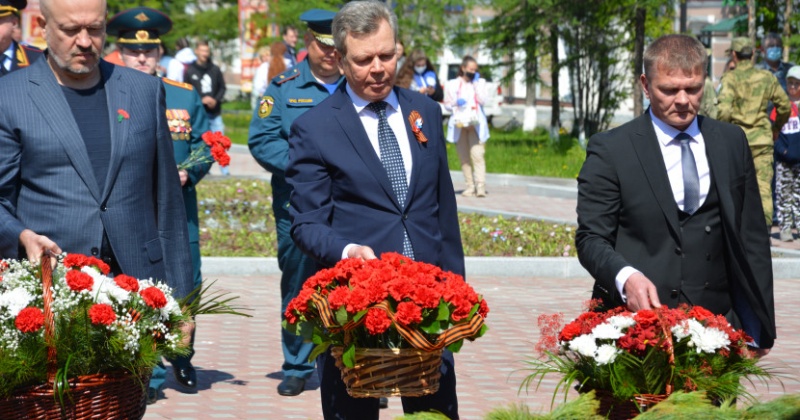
[747,0,756,62]
[784,0,793,62]
[550,24,560,141]
[679,0,687,33]
[632,6,645,117]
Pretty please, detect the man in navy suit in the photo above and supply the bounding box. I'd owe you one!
[286,2,463,419]
[0,0,193,299]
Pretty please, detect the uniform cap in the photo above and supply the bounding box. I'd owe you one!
[300,9,336,47]
[787,65,800,81]
[0,0,25,18]
[728,37,753,55]
[107,7,172,50]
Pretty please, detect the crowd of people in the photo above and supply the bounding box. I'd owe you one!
[0,0,789,418]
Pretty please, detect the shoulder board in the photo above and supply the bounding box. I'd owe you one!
[162,78,194,91]
[275,68,301,85]
[20,44,43,54]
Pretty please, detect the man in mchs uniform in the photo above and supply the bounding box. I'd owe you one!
[247,9,349,399]
[107,6,212,405]
[0,0,42,76]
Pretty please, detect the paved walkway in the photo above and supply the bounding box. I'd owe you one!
[141,147,800,419]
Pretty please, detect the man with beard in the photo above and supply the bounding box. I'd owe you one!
[106,6,212,404]
[0,0,193,349]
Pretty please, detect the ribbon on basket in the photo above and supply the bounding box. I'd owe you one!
[310,294,484,352]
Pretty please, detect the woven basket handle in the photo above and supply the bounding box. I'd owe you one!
[40,254,58,384]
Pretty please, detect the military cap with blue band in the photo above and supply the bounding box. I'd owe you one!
[299,9,336,47]
[107,7,172,50]
[0,0,26,18]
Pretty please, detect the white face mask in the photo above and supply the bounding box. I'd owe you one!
[414,66,427,74]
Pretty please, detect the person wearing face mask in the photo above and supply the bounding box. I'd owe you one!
[445,55,490,197]
[395,49,443,102]
[757,33,795,94]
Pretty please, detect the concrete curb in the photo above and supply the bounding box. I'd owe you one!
[202,256,800,279]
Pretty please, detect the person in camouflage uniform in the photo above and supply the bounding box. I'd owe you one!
[718,37,791,226]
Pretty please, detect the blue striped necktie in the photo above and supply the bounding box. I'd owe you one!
[367,101,414,259]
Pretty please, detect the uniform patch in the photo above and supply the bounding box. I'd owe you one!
[258,96,275,118]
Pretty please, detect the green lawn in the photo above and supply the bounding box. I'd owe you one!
[224,111,585,179]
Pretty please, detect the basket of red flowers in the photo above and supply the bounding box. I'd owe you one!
[284,253,489,397]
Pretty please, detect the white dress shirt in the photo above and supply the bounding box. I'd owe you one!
[3,43,15,72]
[616,111,711,298]
[341,84,413,259]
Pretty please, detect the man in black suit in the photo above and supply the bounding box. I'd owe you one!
[576,34,775,355]
[285,2,463,418]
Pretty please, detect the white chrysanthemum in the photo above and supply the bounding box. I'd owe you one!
[592,322,624,340]
[0,288,35,316]
[569,334,598,358]
[594,344,619,365]
[691,326,731,353]
[607,315,636,330]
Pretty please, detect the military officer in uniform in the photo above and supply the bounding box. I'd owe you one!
[248,9,350,399]
[107,7,212,404]
[0,0,42,76]
[718,37,791,226]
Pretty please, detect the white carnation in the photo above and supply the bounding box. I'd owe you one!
[592,322,624,340]
[91,276,131,305]
[0,288,35,316]
[569,334,598,358]
[594,344,619,365]
[691,326,731,353]
[607,315,636,330]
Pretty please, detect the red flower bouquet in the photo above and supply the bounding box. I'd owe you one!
[177,130,232,171]
[524,302,773,416]
[283,253,489,369]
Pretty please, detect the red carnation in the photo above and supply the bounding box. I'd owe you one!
[365,308,392,335]
[63,254,90,269]
[478,298,489,318]
[66,270,94,292]
[85,256,111,275]
[140,287,168,309]
[394,301,423,326]
[114,274,139,292]
[89,303,117,326]
[15,307,45,333]
[327,286,350,310]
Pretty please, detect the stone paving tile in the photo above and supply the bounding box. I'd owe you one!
[144,275,800,420]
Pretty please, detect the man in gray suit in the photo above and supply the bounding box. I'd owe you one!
[0,0,193,300]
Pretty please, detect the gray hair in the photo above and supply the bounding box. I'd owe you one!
[643,34,707,79]
[332,1,398,57]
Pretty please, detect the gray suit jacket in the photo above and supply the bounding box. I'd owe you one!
[0,58,193,298]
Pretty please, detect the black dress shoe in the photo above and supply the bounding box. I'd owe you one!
[146,387,158,405]
[173,365,197,389]
[379,397,389,409]
[277,376,306,396]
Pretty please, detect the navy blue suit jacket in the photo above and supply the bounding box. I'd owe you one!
[286,85,464,276]
[0,58,194,298]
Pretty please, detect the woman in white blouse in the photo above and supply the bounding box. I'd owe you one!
[445,55,490,197]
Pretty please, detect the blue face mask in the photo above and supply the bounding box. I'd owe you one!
[766,46,782,62]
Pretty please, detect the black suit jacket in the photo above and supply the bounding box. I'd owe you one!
[286,85,464,277]
[575,112,776,348]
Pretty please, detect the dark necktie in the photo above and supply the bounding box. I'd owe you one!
[677,132,699,214]
[0,55,9,75]
[367,101,414,259]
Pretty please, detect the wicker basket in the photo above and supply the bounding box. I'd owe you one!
[592,389,668,420]
[0,255,150,420]
[330,347,442,398]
